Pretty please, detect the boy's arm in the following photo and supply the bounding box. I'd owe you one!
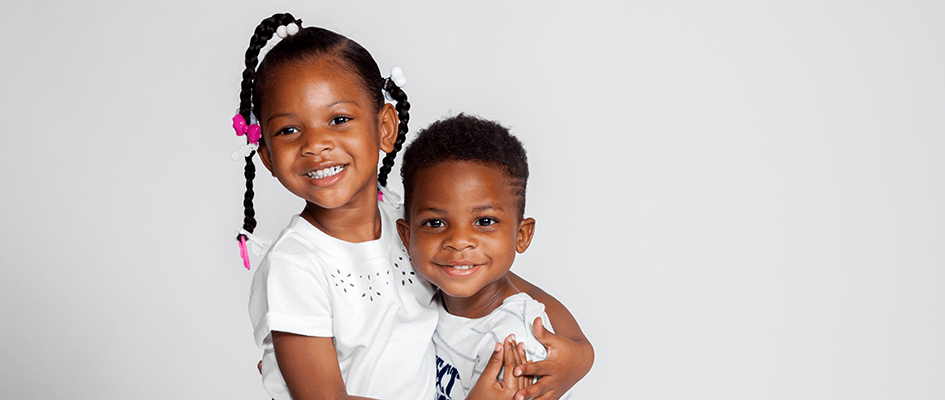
[507,272,594,400]
[271,332,376,400]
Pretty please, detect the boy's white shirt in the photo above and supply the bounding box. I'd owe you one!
[433,292,573,400]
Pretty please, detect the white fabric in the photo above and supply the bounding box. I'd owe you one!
[432,293,572,400]
[249,201,438,400]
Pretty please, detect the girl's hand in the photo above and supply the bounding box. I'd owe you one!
[511,317,593,400]
[467,335,532,400]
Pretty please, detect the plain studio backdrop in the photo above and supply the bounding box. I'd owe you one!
[1,0,943,399]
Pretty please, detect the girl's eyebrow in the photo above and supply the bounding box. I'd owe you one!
[328,100,360,108]
[266,101,362,123]
[266,112,296,123]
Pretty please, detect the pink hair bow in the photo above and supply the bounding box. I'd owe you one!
[232,114,261,145]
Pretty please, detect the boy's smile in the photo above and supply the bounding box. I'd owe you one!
[397,161,535,318]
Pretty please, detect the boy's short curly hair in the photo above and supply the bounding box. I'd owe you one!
[400,113,529,220]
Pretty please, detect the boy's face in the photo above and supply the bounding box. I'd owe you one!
[397,161,535,299]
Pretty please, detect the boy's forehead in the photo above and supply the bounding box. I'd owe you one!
[416,160,511,185]
[404,160,525,221]
[411,161,515,200]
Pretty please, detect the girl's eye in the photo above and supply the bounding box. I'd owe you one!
[476,217,497,226]
[330,116,352,125]
[275,127,300,136]
[422,219,445,228]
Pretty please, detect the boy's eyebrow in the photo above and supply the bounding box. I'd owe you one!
[472,204,500,212]
[413,204,503,215]
[416,206,445,214]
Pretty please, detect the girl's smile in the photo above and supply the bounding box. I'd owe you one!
[302,163,349,188]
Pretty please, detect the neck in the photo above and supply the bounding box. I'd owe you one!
[300,191,383,243]
[442,276,520,319]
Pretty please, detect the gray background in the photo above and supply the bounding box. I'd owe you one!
[2,0,943,399]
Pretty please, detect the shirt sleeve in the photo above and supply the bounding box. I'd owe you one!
[249,249,334,347]
[519,299,552,362]
[472,298,554,382]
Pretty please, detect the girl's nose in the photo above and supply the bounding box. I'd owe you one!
[300,129,334,155]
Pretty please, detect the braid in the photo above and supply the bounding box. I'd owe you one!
[235,13,299,240]
[378,79,410,187]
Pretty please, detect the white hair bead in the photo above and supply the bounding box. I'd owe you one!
[286,23,300,36]
[389,66,407,88]
[276,25,288,38]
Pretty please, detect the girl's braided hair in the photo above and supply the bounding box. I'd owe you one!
[234,13,410,242]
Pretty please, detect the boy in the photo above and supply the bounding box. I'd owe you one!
[397,114,572,400]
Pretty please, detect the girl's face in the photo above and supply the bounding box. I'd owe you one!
[257,57,397,211]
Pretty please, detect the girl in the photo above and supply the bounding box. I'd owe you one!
[231,13,592,400]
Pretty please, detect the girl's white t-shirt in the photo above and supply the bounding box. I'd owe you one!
[249,201,437,400]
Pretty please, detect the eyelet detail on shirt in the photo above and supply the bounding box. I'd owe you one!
[327,251,419,301]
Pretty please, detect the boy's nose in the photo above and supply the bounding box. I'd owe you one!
[444,228,476,251]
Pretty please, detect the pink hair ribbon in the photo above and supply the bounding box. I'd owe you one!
[238,235,251,270]
[233,114,261,145]
[237,230,273,270]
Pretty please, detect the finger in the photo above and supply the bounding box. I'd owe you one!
[532,317,546,340]
[516,358,552,378]
[532,317,563,351]
[482,341,505,381]
[515,342,528,389]
[257,360,263,374]
[516,383,557,400]
[503,335,519,386]
[515,347,525,390]
[512,343,532,388]
[532,389,558,400]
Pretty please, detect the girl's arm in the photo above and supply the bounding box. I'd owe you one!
[271,332,376,400]
[507,272,595,400]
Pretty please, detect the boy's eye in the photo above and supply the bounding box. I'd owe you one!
[422,219,445,228]
[275,126,300,136]
[475,217,497,226]
[330,116,352,125]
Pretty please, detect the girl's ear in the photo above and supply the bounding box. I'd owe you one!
[256,142,275,176]
[377,103,399,154]
[516,217,536,253]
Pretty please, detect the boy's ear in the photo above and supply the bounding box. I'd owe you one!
[396,218,411,249]
[516,217,536,253]
[257,142,275,175]
[377,103,399,154]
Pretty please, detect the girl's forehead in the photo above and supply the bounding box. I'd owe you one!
[275,56,357,85]
[261,57,372,110]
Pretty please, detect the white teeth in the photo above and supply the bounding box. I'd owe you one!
[452,265,475,270]
[307,165,346,179]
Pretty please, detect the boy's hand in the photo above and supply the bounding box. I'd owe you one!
[467,335,532,400]
[511,317,593,400]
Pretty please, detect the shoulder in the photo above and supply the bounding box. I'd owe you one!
[492,293,551,360]
[494,293,546,324]
[263,216,335,269]
[250,218,338,292]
